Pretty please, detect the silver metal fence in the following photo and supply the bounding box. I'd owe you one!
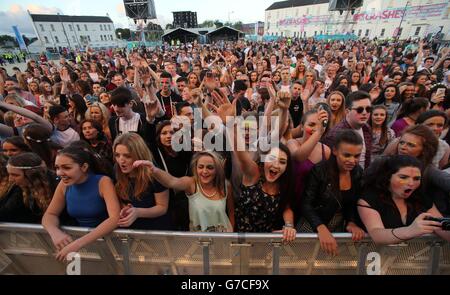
[0,223,448,275]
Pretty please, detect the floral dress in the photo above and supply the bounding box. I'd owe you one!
[235,180,281,233]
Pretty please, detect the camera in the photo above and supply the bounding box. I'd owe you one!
[425,216,450,231]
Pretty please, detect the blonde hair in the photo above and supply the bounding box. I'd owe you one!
[190,151,226,198]
[85,102,111,126]
[113,133,154,200]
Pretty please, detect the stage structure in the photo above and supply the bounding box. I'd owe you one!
[328,0,364,35]
[123,0,157,45]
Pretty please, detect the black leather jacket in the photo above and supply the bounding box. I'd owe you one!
[300,161,363,231]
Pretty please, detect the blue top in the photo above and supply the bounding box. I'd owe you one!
[65,174,108,228]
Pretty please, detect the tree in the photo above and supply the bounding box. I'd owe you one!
[115,28,131,40]
[233,21,243,31]
[214,20,223,29]
[199,20,214,28]
[224,22,233,27]
[165,24,174,30]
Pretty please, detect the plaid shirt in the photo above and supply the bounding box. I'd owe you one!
[322,119,372,169]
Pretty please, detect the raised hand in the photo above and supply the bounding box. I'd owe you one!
[276,91,292,110]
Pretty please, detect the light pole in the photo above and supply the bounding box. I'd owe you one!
[397,1,411,40]
[228,11,235,23]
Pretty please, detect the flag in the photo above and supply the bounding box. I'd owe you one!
[12,26,27,51]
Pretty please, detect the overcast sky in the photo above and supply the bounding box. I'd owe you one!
[0,0,275,36]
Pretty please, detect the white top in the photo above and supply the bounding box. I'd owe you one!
[51,127,80,148]
[355,127,366,169]
[118,113,140,135]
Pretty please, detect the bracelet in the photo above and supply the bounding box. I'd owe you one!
[391,228,407,241]
[283,223,294,229]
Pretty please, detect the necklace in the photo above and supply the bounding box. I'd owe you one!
[199,184,218,199]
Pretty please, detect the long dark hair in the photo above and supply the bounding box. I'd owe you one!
[259,143,294,224]
[369,105,390,147]
[57,146,109,176]
[23,123,61,170]
[396,97,429,119]
[363,155,424,211]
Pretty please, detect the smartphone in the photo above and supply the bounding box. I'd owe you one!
[436,88,446,97]
[85,94,97,105]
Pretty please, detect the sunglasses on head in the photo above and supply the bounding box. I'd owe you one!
[352,106,372,114]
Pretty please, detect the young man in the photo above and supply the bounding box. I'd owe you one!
[322,91,372,169]
[49,105,80,147]
[156,72,182,120]
[176,77,188,95]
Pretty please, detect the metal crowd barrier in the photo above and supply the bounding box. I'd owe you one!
[0,223,448,275]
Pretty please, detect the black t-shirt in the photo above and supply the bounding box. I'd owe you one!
[232,96,252,116]
[289,97,303,127]
[156,91,182,119]
[125,179,172,230]
[360,191,433,229]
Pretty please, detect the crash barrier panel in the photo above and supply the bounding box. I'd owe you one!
[0,223,448,275]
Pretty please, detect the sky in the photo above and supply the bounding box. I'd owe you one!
[0,0,275,36]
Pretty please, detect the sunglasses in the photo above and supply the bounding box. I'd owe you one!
[352,106,372,114]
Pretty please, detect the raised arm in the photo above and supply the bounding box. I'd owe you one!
[0,101,53,132]
[287,109,328,162]
[133,160,196,195]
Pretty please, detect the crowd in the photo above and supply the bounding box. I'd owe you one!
[0,36,450,260]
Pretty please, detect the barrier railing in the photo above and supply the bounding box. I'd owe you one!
[0,223,448,275]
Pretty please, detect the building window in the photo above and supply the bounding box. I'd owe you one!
[100,24,103,31]
[51,24,55,31]
[55,36,59,43]
[44,36,49,43]
[69,25,73,31]
[72,36,76,42]
[84,24,88,31]
[88,36,91,42]
[110,35,113,40]
[100,35,103,41]
[358,29,362,37]
[40,24,45,32]
[314,31,317,36]
[77,24,80,31]
[380,28,385,37]
[352,30,355,34]
[320,30,323,35]
[365,29,370,37]
[414,27,421,36]
[108,25,111,31]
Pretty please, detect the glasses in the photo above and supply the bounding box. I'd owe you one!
[399,140,418,149]
[352,106,372,114]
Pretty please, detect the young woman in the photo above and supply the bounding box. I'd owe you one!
[403,65,417,82]
[113,133,171,230]
[2,136,31,158]
[327,91,346,128]
[416,110,450,169]
[1,153,56,223]
[287,109,331,217]
[358,155,450,244]
[302,70,316,99]
[232,112,296,242]
[187,72,200,89]
[391,97,429,137]
[134,151,234,233]
[23,123,61,170]
[39,81,54,107]
[80,120,113,163]
[148,121,192,230]
[85,102,112,142]
[370,105,396,162]
[68,94,88,126]
[42,146,120,261]
[374,84,401,125]
[292,62,306,83]
[348,71,361,92]
[298,130,366,256]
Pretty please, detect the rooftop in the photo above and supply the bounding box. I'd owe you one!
[266,0,329,11]
[30,14,113,23]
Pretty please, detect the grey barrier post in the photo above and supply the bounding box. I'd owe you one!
[427,241,442,275]
[200,240,211,275]
[121,236,132,275]
[271,242,281,275]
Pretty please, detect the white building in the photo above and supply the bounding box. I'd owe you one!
[28,13,119,51]
[265,0,450,40]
